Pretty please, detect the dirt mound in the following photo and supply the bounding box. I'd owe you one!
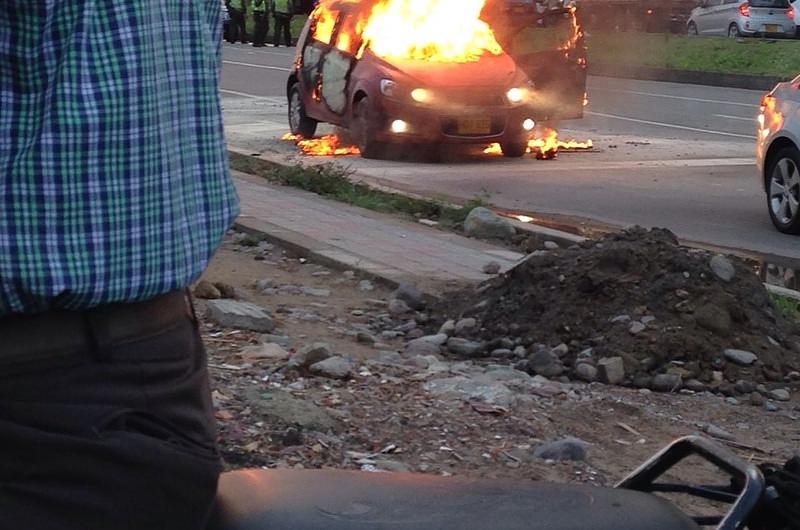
[440,228,800,391]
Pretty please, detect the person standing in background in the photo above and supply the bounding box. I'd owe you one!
[252,0,270,47]
[271,0,294,47]
[228,0,248,43]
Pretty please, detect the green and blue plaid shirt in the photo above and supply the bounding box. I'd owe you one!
[0,1,239,315]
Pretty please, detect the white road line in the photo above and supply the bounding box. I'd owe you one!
[222,60,291,72]
[585,111,756,139]
[590,87,759,108]
[220,89,267,99]
[714,114,756,122]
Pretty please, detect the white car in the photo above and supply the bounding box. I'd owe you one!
[757,76,800,234]
[688,0,795,38]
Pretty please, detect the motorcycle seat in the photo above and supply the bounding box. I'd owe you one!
[209,468,700,530]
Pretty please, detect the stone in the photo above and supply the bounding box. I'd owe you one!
[641,316,657,325]
[491,349,513,357]
[254,278,275,291]
[206,300,274,332]
[696,305,732,336]
[418,334,449,346]
[543,241,560,250]
[300,287,331,298]
[574,363,598,383]
[629,321,646,335]
[406,329,425,340]
[528,349,564,378]
[439,320,456,336]
[652,374,682,392]
[610,315,631,324]
[597,357,626,385]
[392,283,426,311]
[750,392,766,407]
[513,346,528,358]
[552,343,569,357]
[373,460,412,473]
[405,338,442,357]
[710,255,736,282]
[288,342,333,369]
[241,342,291,361]
[533,437,587,462]
[246,388,338,432]
[357,280,375,292]
[482,261,502,275]
[684,379,707,393]
[447,338,485,357]
[724,349,758,366]
[214,282,237,299]
[704,424,734,440]
[766,401,779,412]
[463,207,516,240]
[194,280,221,300]
[389,298,412,316]
[454,318,478,336]
[770,389,791,402]
[309,356,354,380]
[734,380,757,395]
[356,332,376,344]
[423,376,516,408]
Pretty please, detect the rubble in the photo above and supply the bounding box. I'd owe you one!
[206,300,274,332]
[463,207,516,240]
[533,438,588,462]
[309,356,354,380]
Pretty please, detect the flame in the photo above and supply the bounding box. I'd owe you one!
[311,4,338,44]
[483,128,593,158]
[282,133,360,156]
[759,94,782,140]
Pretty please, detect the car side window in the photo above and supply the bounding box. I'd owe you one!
[333,13,365,57]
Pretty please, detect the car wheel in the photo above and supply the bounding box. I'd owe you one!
[766,147,800,234]
[288,83,318,139]
[352,97,385,159]
[687,22,698,35]
[728,23,741,38]
[500,137,529,158]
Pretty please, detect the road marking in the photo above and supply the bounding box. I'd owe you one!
[585,111,756,139]
[220,89,267,99]
[714,114,756,122]
[222,60,291,72]
[590,87,759,108]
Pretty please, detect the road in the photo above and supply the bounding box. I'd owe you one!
[220,43,800,263]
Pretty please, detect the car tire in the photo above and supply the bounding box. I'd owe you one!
[766,147,800,234]
[687,22,698,35]
[728,23,741,38]
[352,97,385,159]
[288,83,318,139]
[500,138,529,158]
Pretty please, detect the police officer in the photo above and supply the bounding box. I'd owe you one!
[252,0,270,47]
[228,0,248,43]
[271,0,294,47]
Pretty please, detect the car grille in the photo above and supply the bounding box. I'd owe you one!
[440,116,506,137]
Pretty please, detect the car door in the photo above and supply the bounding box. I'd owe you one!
[720,0,741,33]
[694,0,723,33]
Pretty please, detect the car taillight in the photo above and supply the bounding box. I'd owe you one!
[739,2,750,16]
[787,6,795,19]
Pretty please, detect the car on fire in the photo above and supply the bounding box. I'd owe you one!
[287,0,587,158]
[757,77,800,234]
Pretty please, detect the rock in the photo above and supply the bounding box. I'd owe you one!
[552,343,569,357]
[389,298,412,316]
[454,318,478,336]
[206,300,274,332]
[423,376,517,408]
[766,401,779,412]
[246,388,338,432]
[405,338,442,357]
[439,320,456,336]
[513,346,528,358]
[528,349,564,378]
[652,374,682,392]
[710,255,736,282]
[725,397,740,406]
[574,363,598,383]
[629,321,646,335]
[214,282,237,299]
[241,342,291,361]
[695,305,732,336]
[724,349,758,366]
[373,460,411,473]
[491,349,513,357]
[356,332,376,344]
[684,379,707,393]
[254,278,275,291]
[463,207,516,240]
[406,329,424,340]
[392,283,426,311]
[261,333,291,347]
[357,280,375,292]
[447,338,485,357]
[194,280,221,300]
[309,356,354,380]
[533,437,587,462]
[288,342,333,369]
[482,261,502,275]
[703,424,734,440]
[300,287,331,298]
[750,392,766,407]
[641,316,657,325]
[734,380,756,395]
[610,315,631,324]
[597,357,626,385]
[417,334,449,346]
[770,389,791,402]
[543,241,560,251]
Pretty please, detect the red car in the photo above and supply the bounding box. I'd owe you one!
[287,1,587,158]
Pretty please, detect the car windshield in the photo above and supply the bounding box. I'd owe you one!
[749,0,790,7]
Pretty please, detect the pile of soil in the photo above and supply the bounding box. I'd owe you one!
[441,228,800,390]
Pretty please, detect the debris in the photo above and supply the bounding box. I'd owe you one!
[483,261,502,275]
[652,374,682,393]
[544,241,560,251]
[309,356,354,380]
[454,318,477,336]
[597,357,626,385]
[392,283,427,311]
[463,207,516,240]
[533,437,587,462]
[246,388,338,432]
[446,337,485,357]
[770,389,791,402]
[574,363,598,382]
[438,320,456,336]
[629,321,646,335]
[405,337,444,356]
[288,342,333,369]
[724,349,758,366]
[241,342,291,361]
[389,298,412,316]
[418,219,439,227]
[194,280,222,300]
[710,255,736,282]
[206,300,275,333]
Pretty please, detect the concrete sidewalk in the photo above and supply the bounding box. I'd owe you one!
[232,171,526,291]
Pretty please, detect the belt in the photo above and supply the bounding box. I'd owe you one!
[0,291,193,364]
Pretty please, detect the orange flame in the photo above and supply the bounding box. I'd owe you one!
[483,128,593,158]
[283,133,361,156]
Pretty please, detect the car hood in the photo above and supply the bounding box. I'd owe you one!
[373,52,519,89]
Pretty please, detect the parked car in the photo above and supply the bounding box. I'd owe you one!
[756,76,800,234]
[791,0,800,35]
[286,1,587,158]
[687,0,795,37]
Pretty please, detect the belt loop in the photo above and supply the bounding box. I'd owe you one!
[85,311,114,361]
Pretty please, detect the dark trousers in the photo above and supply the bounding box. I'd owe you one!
[252,11,270,46]
[228,7,247,43]
[0,298,221,530]
[272,13,293,46]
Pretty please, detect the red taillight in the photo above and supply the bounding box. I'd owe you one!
[739,2,750,16]
[787,6,795,19]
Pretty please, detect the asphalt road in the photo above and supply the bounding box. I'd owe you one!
[220,43,800,262]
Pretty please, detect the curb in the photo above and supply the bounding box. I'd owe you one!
[589,63,786,91]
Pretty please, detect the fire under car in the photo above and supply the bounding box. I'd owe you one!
[286,0,587,158]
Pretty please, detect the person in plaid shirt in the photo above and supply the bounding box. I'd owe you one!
[0,1,239,528]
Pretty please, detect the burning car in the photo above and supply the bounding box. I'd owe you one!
[286,0,587,158]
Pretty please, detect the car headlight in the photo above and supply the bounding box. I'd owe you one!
[380,79,399,98]
[410,88,432,103]
[506,87,526,104]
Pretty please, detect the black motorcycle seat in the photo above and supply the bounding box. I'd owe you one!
[209,469,700,530]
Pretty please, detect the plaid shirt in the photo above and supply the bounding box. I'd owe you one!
[0,1,239,315]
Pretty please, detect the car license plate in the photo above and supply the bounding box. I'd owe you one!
[457,117,492,135]
[765,24,781,32]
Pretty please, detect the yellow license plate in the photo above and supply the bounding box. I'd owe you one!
[765,24,781,32]
[457,117,492,135]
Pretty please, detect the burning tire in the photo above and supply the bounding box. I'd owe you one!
[289,83,318,139]
[352,97,386,159]
[500,137,528,158]
[766,147,800,234]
